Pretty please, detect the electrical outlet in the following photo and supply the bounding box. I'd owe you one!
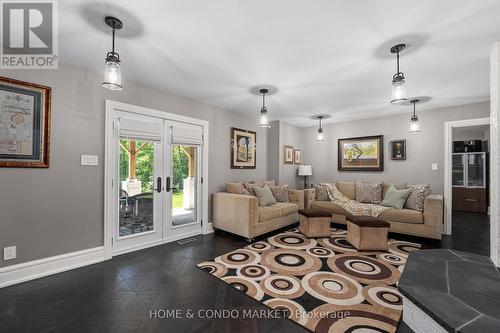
[3,246,16,260]
[431,163,439,171]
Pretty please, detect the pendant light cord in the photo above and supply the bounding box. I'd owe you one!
[396,50,400,74]
[413,100,416,116]
[112,28,115,53]
[262,91,266,109]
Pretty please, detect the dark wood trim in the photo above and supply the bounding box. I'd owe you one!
[338,135,384,171]
[0,76,51,168]
[230,127,257,169]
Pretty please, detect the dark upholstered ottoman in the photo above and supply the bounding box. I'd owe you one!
[346,214,390,250]
[298,209,332,238]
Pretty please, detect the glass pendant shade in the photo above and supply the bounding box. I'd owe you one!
[103,60,122,90]
[409,116,420,133]
[317,128,324,141]
[391,79,407,104]
[259,110,270,128]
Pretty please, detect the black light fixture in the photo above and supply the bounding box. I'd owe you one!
[409,99,420,133]
[390,44,407,104]
[259,88,270,128]
[102,16,123,90]
[313,115,329,141]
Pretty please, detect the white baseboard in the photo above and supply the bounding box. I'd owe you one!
[0,246,105,289]
[204,222,214,234]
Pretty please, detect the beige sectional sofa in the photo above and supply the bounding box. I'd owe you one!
[304,181,444,239]
[212,180,304,241]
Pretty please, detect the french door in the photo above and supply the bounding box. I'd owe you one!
[111,111,203,255]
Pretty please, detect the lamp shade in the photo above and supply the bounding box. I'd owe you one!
[298,165,312,176]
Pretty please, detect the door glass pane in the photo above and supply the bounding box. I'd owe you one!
[452,154,464,186]
[467,153,484,187]
[172,145,197,226]
[118,138,155,237]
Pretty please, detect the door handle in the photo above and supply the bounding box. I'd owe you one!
[155,177,162,193]
[166,177,171,192]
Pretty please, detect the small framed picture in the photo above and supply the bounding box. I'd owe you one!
[391,140,406,160]
[294,149,301,164]
[283,145,294,164]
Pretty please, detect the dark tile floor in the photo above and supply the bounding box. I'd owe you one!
[0,211,490,333]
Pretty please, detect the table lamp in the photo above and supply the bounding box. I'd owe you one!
[298,165,312,189]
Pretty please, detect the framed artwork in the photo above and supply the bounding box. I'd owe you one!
[391,139,406,160]
[294,149,301,164]
[230,127,256,169]
[338,135,384,171]
[283,145,294,164]
[0,76,51,168]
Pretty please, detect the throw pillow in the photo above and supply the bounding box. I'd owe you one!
[381,185,413,209]
[314,184,330,201]
[243,182,259,196]
[269,185,289,203]
[355,182,383,204]
[253,185,277,207]
[405,184,431,211]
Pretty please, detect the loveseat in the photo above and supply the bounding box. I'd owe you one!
[212,180,304,241]
[304,181,443,239]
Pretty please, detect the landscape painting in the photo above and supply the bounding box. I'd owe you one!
[338,135,383,171]
[230,127,256,169]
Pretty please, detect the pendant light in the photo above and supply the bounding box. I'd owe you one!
[313,115,329,141]
[409,99,420,133]
[259,88,270,128]
[390,44,407,104]
[102,16,123,91]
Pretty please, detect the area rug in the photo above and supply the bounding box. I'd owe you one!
[197,228,420,333]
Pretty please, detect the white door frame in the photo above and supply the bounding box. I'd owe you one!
[104,100,210,260]
[443,117,490,235]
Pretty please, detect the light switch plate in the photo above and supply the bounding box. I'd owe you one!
[81,155,98,166]
[432,163,439,171]
[3,246,16,261]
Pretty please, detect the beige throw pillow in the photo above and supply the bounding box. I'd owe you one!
[314,184,330,201]
[405,184,430,211]
[269,185,289,203]
[253,185,277,207]
[355,182,383,204]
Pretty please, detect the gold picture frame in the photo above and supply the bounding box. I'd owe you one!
[283,145,294,164]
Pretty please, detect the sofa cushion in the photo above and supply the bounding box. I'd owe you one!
[382,183,407,198]
[379,209,424,224]
[314,184,330,201]
[258,205,283,222]
[310,201,349,215]
[336,181,356,200]
[227,181,243,194]
[381,185,412,209]
[269,185,289,203]
[404,184,431,211]
[253,185,277,207]
[356,182,383,204]
[273,202,299,216]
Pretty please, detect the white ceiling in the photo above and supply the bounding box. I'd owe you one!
[60,0,500,126]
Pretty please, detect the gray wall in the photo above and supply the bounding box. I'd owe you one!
[302,102,490,195]
[0,63,267,268]
[267,120,304,188]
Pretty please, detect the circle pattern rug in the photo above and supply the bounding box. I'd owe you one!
[197,228,420,333]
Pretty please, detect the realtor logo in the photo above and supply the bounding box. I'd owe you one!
[1,0,58,69]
